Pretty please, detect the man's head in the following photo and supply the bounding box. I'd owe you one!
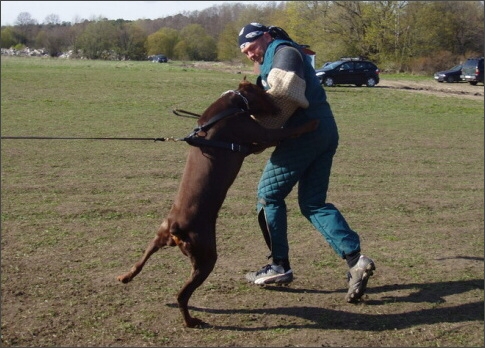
[238,23,273,64]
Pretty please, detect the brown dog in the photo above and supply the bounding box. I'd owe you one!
[117,79,318,327]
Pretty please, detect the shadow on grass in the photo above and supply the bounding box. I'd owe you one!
[167,278,484,331]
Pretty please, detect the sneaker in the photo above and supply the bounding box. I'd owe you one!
[346,255,375,303]
[245,264,293,285]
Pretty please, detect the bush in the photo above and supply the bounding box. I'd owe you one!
[408,51,463,75]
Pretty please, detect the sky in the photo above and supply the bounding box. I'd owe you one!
[1,1,266,26]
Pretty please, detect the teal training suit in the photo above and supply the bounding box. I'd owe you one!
[256,39,361,270]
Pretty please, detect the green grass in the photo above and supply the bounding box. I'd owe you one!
[1,56,483,347]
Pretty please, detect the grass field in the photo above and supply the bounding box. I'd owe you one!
[1,56,484,347]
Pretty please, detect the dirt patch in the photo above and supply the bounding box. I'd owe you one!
[378,79,484,100]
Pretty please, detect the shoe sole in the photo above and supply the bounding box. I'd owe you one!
[346,262,375,303]
[253,273,293,285]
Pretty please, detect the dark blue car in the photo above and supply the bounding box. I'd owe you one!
[315,58,380,87]
[150,54,168,63]
[434,64,463,83]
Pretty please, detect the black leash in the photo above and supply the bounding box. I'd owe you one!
[0,135,176,142]
[1,100,251,153]
[1,109,201,141]
[172,109,201,118]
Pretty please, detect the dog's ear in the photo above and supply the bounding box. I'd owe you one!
[239,76,251,89]
[256,75,264,89]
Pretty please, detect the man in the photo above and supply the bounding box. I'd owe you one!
[238,23,376,303]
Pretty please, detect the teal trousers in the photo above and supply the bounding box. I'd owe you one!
[256,115,361,261]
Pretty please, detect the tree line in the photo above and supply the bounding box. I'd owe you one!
[1,1,483,73]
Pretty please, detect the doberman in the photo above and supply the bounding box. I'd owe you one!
[117,78,318,327]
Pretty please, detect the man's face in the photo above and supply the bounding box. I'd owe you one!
[240,33,271,64]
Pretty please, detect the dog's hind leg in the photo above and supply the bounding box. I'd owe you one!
[117,219,175,283]
[178,243,218,328]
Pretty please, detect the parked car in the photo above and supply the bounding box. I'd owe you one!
[315,58,380,87]
[150,54,168,63]
[318,62,332,69]
[460,57,484,85]
[434,64,463,83]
